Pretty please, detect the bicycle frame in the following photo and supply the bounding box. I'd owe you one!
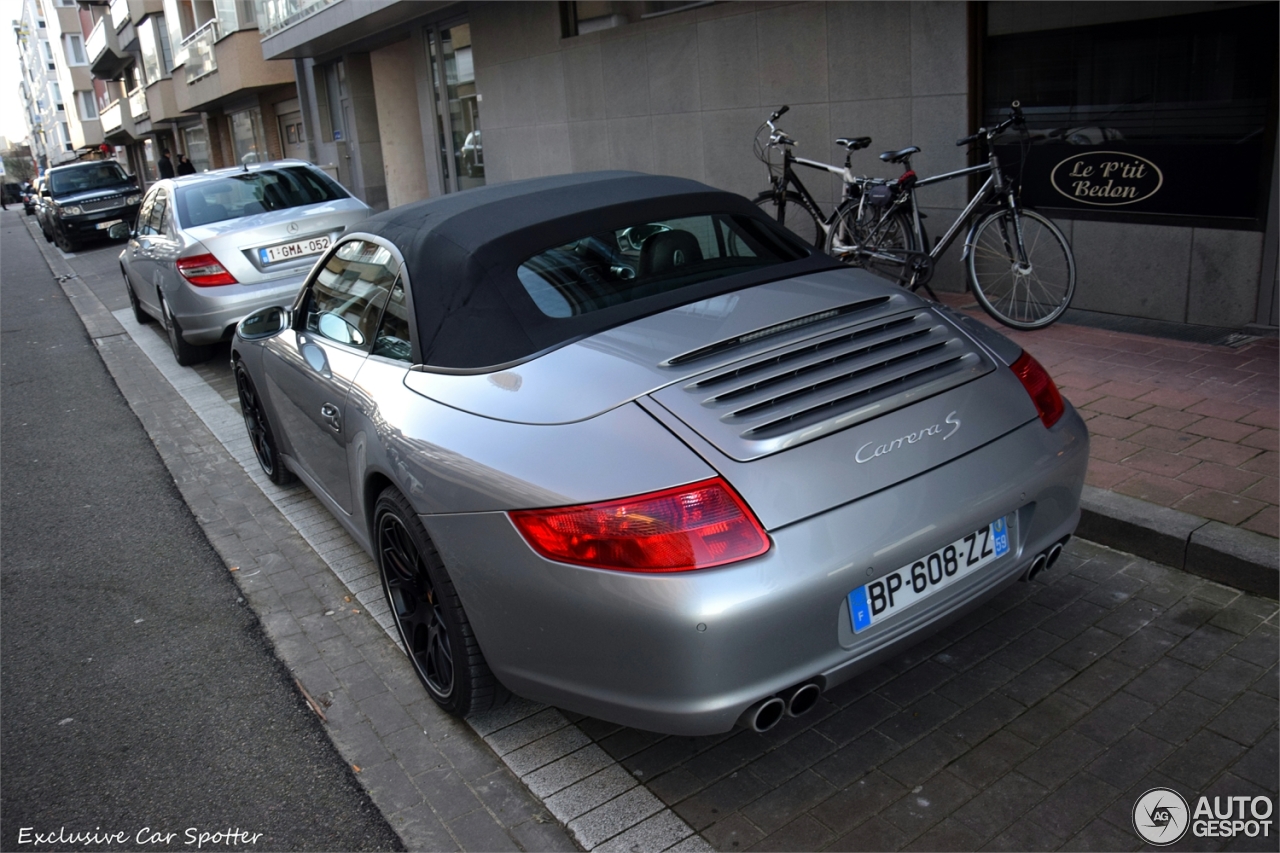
[768,149,854,238]
[858,147,1029,274]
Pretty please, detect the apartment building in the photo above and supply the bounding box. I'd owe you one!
[160,0,297,170]
[78,0,299,187]
[13,0,105,170]
[254,0,1276,331]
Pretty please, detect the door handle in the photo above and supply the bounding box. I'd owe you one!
[320,403,341,432]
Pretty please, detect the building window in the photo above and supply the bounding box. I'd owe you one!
[41,39,54,67]
[183,125,210,172]
[229,107,266,164]
[77,90,98,120]
[49,80,62,111]
[63,34,86,65]
[139,17,170,84]
[984,3,1278,226]
[59,121,72,151]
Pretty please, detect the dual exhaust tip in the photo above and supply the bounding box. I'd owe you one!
[1025,537,1069,582]
[738,682,822,733]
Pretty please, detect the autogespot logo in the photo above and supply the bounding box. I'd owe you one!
[1133,788,1190,845]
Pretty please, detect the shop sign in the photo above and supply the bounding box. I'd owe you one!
[1050,151,1162,206]
[996,138,1267,222]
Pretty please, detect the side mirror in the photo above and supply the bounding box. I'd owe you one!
[107,222,130,240]
[129,174,139,186]
[238,306,291,340]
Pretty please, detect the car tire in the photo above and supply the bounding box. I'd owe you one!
[375,486,509,718]
[160,297,213,366]
[125,274,153,325]
[234,360,296,486]
[54,228,77,253]
[41,223,53,243]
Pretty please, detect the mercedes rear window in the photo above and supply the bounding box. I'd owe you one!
[175,166,348,227]
[516,214,804,318]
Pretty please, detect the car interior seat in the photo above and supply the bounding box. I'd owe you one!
[638,230,704,277]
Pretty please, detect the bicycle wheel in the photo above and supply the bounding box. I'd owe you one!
[967,208,1075,330]
[826,201,916,278]
[753,191,822,249]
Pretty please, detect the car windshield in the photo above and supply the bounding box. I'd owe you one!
[175,166,348,228]
[48,163,129,195]
[516,214,801,318]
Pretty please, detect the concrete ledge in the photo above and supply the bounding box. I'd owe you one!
[1078,485,1278,599]
[1187,522,1280,599]
[1077,486,1204,570]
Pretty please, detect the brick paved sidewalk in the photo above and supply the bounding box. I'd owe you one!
[936,294,1279,540]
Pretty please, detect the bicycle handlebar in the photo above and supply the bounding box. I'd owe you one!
[955,100,1025,147]
[769,105,790,123]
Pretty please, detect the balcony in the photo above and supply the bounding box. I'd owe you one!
[109,0,130,29]
[128,86,148,120]
[182,19,219,83]
[258,0,341,38]
[87,12,133,79]
[176,28,295,113]
[100,96,136,141]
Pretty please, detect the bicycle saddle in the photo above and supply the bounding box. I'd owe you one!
[879,146,920,164]
[836,137,872,151]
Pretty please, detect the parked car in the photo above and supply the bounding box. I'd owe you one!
[114,160,371,365]
[22,180,39,216]
[37,160,141,252]
[230,172,1088,735]
[460,130,483,177]
[2,182,22,206]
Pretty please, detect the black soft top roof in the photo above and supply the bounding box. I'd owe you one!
[357,171,842,370]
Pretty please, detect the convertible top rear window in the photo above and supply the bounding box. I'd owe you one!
[355,172,844,370]
[517,214,800,319]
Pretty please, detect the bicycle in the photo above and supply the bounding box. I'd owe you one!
[751,105,875,250]
[826,102,1077,330]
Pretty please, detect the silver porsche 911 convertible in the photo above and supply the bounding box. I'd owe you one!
[231,172,1088,736]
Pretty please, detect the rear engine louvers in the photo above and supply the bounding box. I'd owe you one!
[651,307,993,461]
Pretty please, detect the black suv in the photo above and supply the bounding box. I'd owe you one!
[38,160,141,252]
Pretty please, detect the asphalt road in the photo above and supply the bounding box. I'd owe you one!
[0,209,403,850]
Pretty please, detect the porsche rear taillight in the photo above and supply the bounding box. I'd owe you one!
[509,478,770,572]
[1011,351,1065,428]
[176,253,237,287]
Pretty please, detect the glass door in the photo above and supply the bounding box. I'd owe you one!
[427,22,483,193]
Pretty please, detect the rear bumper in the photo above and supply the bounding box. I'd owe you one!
[168,276,306,345]
[422,406,1089,735]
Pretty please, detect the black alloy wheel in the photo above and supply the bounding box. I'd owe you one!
[375,487,507,717]
[234,361,295,486]
[54,227,77,253]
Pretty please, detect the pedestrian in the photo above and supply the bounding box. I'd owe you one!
[177,154,196,176]
[158,148,175,179]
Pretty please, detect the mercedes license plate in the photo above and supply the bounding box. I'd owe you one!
[258,236,330,265]
[848,517,1010,633]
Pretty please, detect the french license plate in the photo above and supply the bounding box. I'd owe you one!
[848,517,1010,633]
[258,236,330,265]
[95,219,122,230]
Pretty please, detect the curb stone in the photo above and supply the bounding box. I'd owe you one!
[1078,486,1278,599]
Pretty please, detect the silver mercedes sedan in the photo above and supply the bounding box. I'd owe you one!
[231,172,1088,736]
[117,160,370,365]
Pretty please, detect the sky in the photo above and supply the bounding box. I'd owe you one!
[0,18,32,148]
